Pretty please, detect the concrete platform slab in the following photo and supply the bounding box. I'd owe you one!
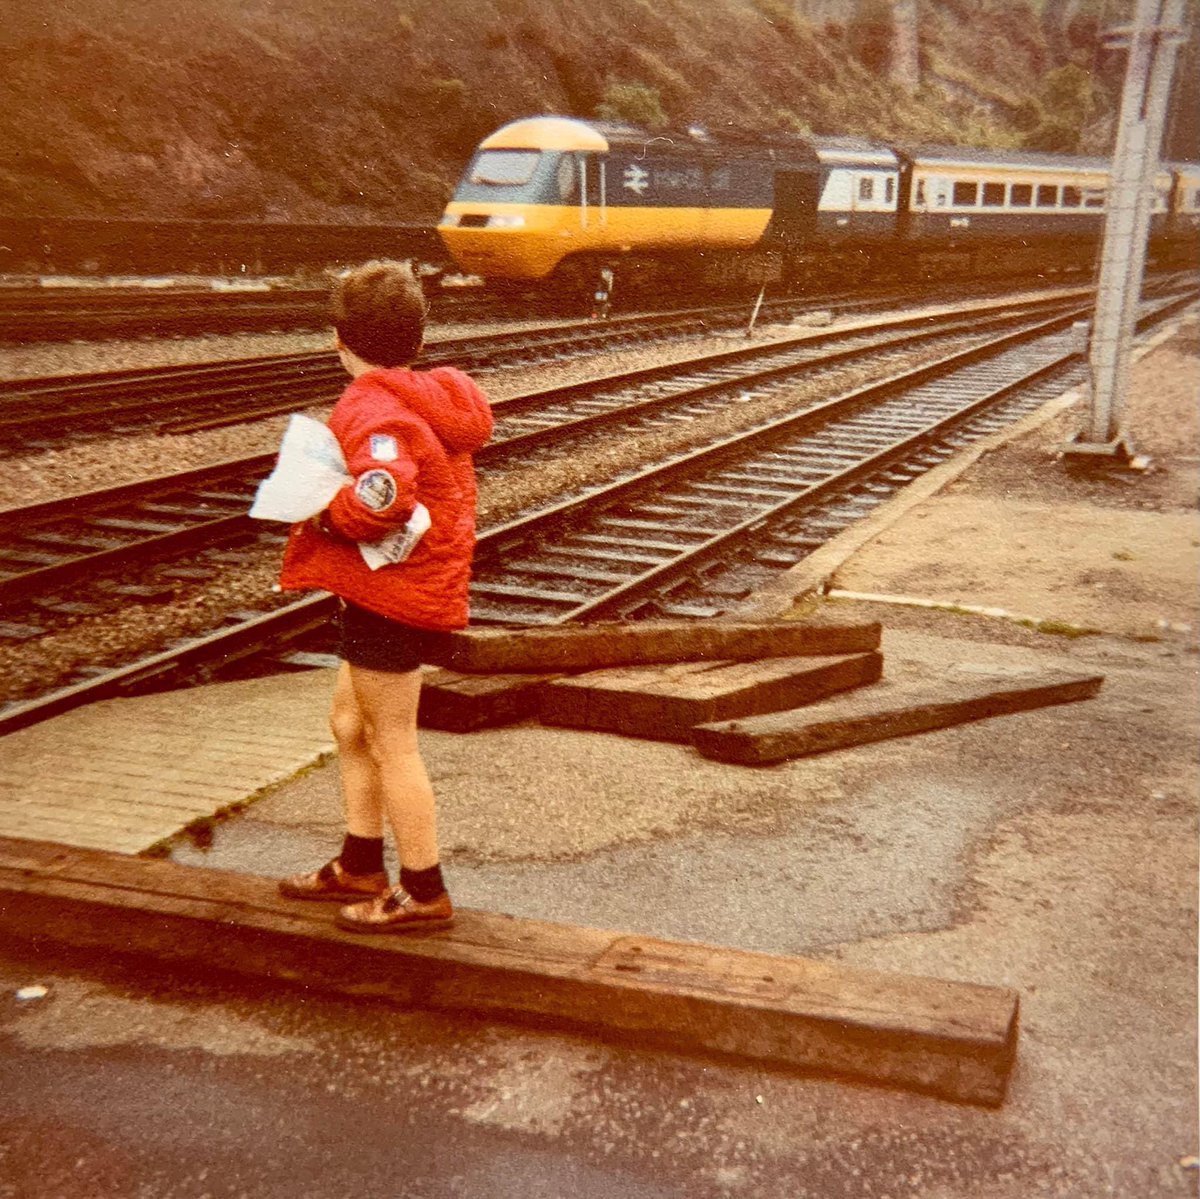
[438,617,881,673]
[542,651,883,740]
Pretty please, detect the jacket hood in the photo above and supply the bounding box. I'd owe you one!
[365,367,493,454]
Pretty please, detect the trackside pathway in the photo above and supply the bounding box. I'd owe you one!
[0,670,334,852]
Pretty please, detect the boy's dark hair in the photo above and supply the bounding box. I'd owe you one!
[330,260,427,367]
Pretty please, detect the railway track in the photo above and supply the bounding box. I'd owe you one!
[0,292,1088,619]
[1,285,1193,734]
[0,282,333,344]
[0,279,1091,452]
[0,255,1081,345]
[0,279,563,346]
[0,303,732,451]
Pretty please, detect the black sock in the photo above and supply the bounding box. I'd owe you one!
[340,833,385,876]
[400,863,446,903]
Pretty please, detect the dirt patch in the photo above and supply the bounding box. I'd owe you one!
[947,329,1200,515]
[830,319,1200,643]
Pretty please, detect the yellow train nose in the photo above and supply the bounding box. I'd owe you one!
[438,207,573,280]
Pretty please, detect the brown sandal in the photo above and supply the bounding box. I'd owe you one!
[335,886,454,934]
[278,859,390,902]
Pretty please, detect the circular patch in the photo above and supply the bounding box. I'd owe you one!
[354,469,398,512]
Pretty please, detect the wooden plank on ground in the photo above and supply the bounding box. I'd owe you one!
[418,667,559,731]
[541,651,883,740]
[436,617,881,673]
[692,664,1104,765]
[0,836,1017,1105]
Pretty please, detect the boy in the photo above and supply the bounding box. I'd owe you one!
[276,260,493,932]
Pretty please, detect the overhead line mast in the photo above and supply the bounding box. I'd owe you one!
[1066,0,1186,469]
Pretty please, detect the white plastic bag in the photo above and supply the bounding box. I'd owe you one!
[252,414,430,570]
[249,414,351,522]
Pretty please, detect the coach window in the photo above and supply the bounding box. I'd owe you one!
[952,181,978,206]
[1062,186,1082,208]
[982,182,1005,207]
[885,176,895,204]
[1036,184,1058,207]
[1083,188,1105,209]
[1010,184,1032,207]
[859,176,875,202]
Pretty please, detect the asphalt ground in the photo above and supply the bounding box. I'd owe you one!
[1,314,1197,1198]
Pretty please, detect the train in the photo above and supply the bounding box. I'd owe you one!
[436,115,1200,296]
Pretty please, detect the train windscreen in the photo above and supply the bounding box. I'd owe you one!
[470,151,541,187]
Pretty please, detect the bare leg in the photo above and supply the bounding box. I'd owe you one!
[277,662,390,900]
[329,662,385,839]
[348,664,440,871]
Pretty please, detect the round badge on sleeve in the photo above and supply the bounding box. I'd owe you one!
[354,469,397,512]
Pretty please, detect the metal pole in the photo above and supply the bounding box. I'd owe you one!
[746,284,766,338]
[1065,0,1185,467]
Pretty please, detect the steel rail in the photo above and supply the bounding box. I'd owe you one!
[0,470,271,607]
[0,596,339,733]
[490,290,1197,626]
[0,286,333,343]
[462,315,1097,624]
[159,290,938,436]
[0,305,728,447]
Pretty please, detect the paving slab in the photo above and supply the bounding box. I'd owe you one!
[0,670,335,853]
[0,834,1019,1106]
[693,661,1104,765]
[438,616,881,673]
[542,651,883,740]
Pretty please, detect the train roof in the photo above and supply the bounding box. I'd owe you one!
[900,144,1111,173]
[476,118,1200,181]
[809,136,898,167]
[597,120,821,164]
[480,116,609,153]
[478,115,820,164]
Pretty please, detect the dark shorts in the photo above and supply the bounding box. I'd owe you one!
[337,601,450,673]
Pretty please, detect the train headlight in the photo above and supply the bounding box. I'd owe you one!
[487,214,527,228]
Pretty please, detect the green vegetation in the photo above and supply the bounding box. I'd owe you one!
[1022,62,1098,152]
[1021,618,1102,639]
[597,81,669,129]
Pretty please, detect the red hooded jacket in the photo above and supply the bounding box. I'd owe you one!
[278,365,493,629]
